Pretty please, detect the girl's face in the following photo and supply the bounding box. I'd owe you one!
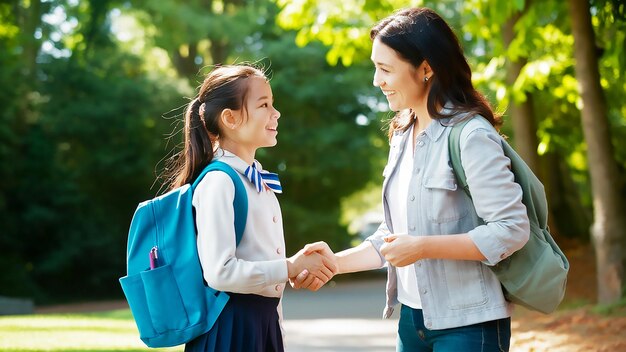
[371,38,427,112]
[227,76,281,157]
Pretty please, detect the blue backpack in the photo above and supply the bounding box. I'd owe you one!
[119,160,248,348]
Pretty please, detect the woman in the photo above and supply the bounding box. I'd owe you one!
[296,7,530,352]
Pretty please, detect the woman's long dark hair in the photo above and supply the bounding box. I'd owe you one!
[370,7,502,138]
[164,65,266,190]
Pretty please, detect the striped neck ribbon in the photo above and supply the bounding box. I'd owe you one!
[244,161,282,194]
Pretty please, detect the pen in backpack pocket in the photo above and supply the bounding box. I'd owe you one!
[149,246,158,269]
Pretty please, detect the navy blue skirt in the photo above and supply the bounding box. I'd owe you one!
[185,293,283,352]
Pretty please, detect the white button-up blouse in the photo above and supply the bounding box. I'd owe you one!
[193,149,288,298]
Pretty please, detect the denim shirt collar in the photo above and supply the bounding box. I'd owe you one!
[391,116,454,145]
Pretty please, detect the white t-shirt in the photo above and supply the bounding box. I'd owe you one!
[387,125,422,309]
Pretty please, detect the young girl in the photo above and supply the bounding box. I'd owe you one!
[166,64,335,352]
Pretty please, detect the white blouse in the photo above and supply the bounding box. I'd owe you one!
[193,149,288,298]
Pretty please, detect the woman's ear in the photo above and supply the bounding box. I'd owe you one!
[422,61,433,81]
[220,109,241,130]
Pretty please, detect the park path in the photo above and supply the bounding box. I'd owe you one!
[282,276,397,352]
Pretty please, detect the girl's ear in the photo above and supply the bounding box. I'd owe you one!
[220,109,241,130]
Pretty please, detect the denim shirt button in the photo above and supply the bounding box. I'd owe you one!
[409,225,416,231]
[409,195,415,201]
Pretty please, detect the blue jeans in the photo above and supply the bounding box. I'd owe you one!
[397,305,510,352]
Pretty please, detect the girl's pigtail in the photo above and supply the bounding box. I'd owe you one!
[185,97,216,185]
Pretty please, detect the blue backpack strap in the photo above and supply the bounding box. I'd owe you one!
[192,160,248,246]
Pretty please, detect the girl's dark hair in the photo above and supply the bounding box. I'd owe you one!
[370,7,502,138]
[166,65,266,190]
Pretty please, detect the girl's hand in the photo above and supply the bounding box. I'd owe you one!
[380,234,421,267]
[289,269,325,291]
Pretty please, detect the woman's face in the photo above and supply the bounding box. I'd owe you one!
[371,38,427,112]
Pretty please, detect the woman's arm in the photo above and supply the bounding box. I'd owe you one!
[459,123,530,265]
[290,240,383,290]
[380,233,485,267]
[335,241,384,274]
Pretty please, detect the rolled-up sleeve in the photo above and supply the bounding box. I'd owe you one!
[365,222,391,264]
[461,127,530,265]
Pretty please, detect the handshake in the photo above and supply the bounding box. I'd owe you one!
[286,241,337,291]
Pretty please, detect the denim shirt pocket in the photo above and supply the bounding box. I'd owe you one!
[444,260,488,309]
[423,174,469,223]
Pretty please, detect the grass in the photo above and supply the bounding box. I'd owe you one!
[0,309,182,352]
[592,297,626,316]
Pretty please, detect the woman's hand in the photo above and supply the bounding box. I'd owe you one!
[380,234,421,267]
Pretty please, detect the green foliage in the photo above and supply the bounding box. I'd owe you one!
[275,0,424,66]
[0,1,185,302]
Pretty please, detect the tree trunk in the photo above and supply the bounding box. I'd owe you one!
[569,0,626,303]
[502,13,540,174]
[502,8,570,237]
[172,42,200,78]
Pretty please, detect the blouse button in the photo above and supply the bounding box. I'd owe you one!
[275,284,281,291]
[272,216,278,223]
[276,248,282,255]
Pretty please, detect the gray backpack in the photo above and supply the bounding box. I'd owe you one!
[448,116,569,314]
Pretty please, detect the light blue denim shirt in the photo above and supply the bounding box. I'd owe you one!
[366,114,530,330]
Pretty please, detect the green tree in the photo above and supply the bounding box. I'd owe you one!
[0,0,184,302]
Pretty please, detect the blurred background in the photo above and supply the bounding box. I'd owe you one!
[1,0,625,311]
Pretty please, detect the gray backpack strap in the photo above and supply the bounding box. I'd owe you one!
[448,118,472,198]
